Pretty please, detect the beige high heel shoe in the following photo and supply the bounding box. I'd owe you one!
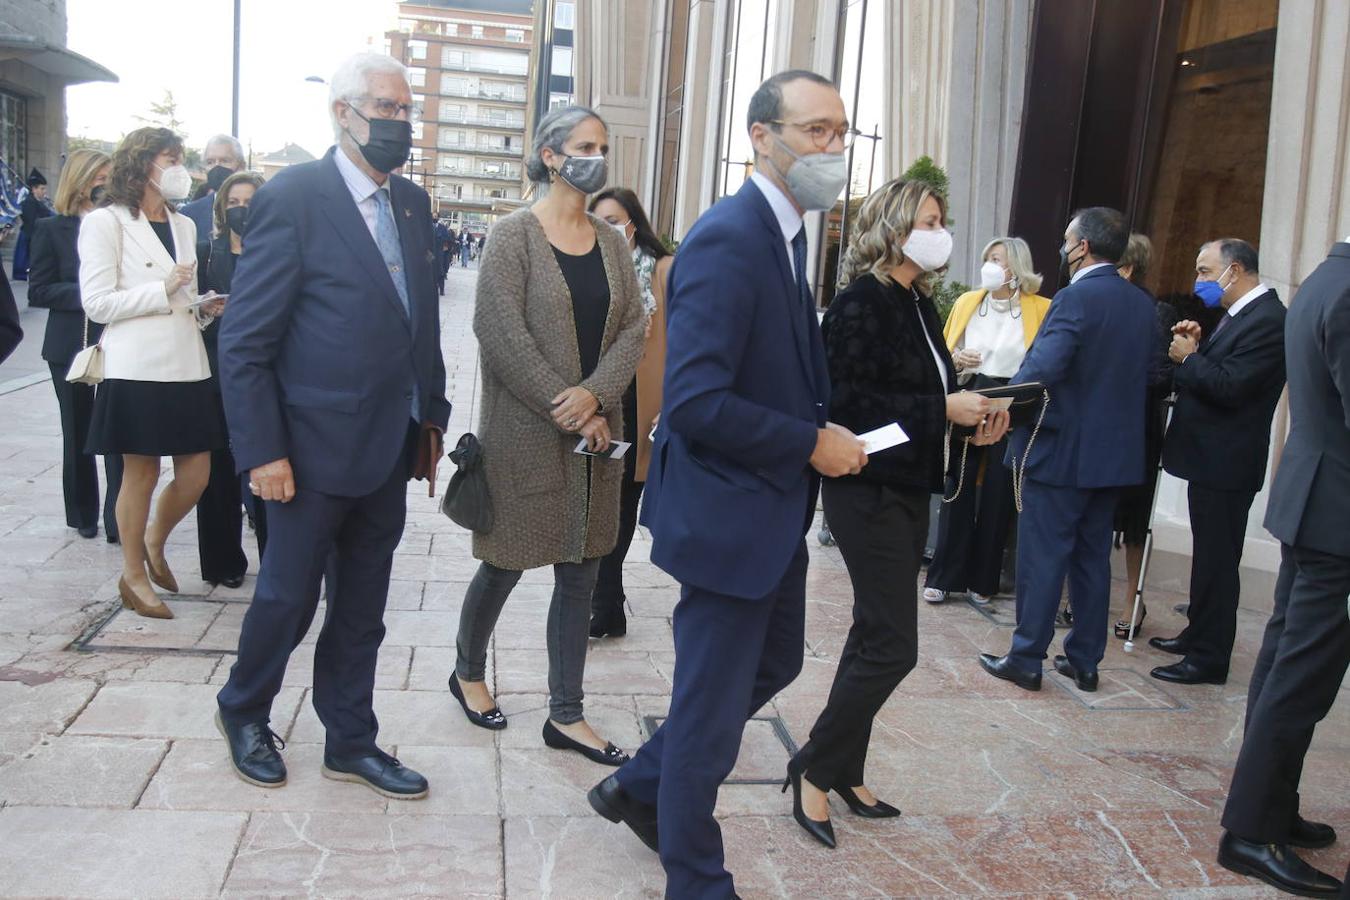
[119,577,173,619]
[143,543,179,593]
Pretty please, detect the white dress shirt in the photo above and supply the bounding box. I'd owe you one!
[1225,282,1269,319]
[1070,261,1113,284]
[334,144,389,242]
[749,171,803,281]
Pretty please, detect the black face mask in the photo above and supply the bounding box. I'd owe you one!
[89,185,106,207]
[346,106,412,174]
[1059,240,1086,279]
[225,205,251,237]
[206,165,233,192]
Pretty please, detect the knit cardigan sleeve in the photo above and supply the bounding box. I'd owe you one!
[472,214,572,417]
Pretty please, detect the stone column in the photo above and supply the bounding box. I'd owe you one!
[671,0,733,239]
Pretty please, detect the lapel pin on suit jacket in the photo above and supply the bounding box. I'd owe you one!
[404,208,412,218]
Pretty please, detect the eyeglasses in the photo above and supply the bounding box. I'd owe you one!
[769,120,860,151]
[350,96,421,123]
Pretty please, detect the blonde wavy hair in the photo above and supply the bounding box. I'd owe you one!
[53,148,111,216]
[981,236,1043,295]
[838,177,946,294]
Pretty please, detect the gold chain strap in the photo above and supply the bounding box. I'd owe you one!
[1009,388,1051,513]
[941,424,970,504]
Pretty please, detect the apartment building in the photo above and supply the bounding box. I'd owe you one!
[386,0,534,236]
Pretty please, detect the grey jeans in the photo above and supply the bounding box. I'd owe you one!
[455,558,600,724]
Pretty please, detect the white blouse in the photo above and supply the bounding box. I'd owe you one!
[961,296,1026,379]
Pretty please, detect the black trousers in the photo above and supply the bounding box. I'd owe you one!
[196,442,250,583]
[593,383,641,612]
[1221,542,1350,843]
[799,478,925,791]
[216,430,413,755]
[1181,484,1256,674]
[49,363,122,536]
[925,435,1015,596]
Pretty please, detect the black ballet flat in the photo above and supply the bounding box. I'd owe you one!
[542,719,629,766]
[1115,604,1147,640]
[834,785,901,819]
[448,674,507,730]
[783,759,836,848]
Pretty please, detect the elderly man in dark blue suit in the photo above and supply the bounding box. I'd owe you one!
[1216,238,1350,899]
[587,71,867,898]
[980,207,1157,693]
[215,53,450,799]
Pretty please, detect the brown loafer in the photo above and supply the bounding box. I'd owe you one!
[118,577,173,619]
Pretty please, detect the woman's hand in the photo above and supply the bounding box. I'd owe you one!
[165,262,196,295]
[951,348,983,371]
[970,409,1011,446]
[551,386,599,432]
[578,414,611,453]
[946,391,991,427]
[201,297,226,318]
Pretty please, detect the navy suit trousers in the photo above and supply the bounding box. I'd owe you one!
[1008,478,1118,674]
[217,427,413,755]
[615,542,808,899]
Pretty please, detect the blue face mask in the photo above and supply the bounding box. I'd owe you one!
[1193,264,1233,308]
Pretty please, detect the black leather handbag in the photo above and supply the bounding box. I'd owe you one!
[944,382,1050,512]
[440,433,494,533]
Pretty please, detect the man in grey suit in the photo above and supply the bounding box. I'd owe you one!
[1217,239,1350,898]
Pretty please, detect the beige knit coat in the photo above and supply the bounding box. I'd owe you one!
[471,207,646,570]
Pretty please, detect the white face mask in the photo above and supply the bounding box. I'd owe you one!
[980,261,1013,292]
[154,163,192,202]
[901,227,953,272]
[608,218,631,244]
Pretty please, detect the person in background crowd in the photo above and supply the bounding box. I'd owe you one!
[586,186,672,638]
[0,265,18,363]
[447,225,460,267]
[791,177,1004,850]
[80,127,222,620]
[460,230,472,267]
[12,168,52,281]
[195,171,266,588]
[27,149,124,543]
[589,70,867,897]
[215,53,449,800]
[178,134,245,240]
[924,236,1049,606]
[1217,237,1350,899]
[449,105,644,765]
[433,217,450,294]
[1150,238,1286,685]
[1108,233,1177,638]
[979,207,1156,693]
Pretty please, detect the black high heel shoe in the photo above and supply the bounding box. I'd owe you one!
[588,600,627,638]
[1115,603,1147,640]
[782,760,835,848]
[448,674,507,730]
[834,785,901,819]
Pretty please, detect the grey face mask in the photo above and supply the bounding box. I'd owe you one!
[769,134,848,211]
[555,154,608,195]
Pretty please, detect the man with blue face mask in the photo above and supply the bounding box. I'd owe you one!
[1150,239,1286,686]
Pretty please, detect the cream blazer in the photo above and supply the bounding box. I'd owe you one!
[78,204,210,382]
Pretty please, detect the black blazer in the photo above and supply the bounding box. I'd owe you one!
[196,234,238,376]
[1162,289,1286,493]
[821,272,956,492]
[1264,243,1350,556]
[27,215,105,366]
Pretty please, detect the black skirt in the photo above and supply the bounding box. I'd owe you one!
[87,378,226,456]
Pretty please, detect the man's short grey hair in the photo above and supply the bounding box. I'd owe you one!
[1203,238,1260,275]
[328,53,410,140]
[204,134,244,166]
[525,105,606,192]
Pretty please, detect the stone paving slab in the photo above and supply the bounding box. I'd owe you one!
[0,735,168,808]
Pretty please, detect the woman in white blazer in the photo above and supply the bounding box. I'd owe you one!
[80,127,225,619]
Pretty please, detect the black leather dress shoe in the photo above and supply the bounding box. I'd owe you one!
[978,653,1041,691]
[1053,655,1099,692]
[1150,660,1227,685]
[1291,816,1337,850]
[322,749,428,799]
[588,774,660,852]
[77,525,98,539]
[1218,831,1342,897]
[216,710,286,788]
[1148,635,1189,655]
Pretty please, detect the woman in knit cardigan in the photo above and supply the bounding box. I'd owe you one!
[449,106,646,765]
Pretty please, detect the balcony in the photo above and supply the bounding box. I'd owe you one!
[435,142,524,158]
[441,60,529,78]
[436,169,523,183]
[436,113,526,130]
[439,86,528,105]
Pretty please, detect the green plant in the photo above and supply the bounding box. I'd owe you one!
[901,155,950,204]
[931,277,970,324]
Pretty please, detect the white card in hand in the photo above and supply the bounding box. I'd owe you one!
[573,438,632,459]
[858,422,910,455]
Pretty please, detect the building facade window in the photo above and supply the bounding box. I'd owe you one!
[551,47,574,79]
[0,91,27,179]
[506,29,524,43]
[408,39,428,60]
[472,25,484,39]
[408,67,426,87]
[439,100,466,121]
[555,1,575,29]
[442,47,467,68]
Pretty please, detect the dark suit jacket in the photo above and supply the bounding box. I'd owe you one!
[27,215,106,366]
[1264,243,1350,557]
[1006,265,1157,488]
[178,193,215,243]
[641,179,830,600]
[196,234,238,377]
[218,147,451,497]
[821,273,955,492]
[0,265,19,364]
[1162,289,1286,493]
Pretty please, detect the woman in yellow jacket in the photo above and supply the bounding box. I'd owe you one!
[923,236,1050,605]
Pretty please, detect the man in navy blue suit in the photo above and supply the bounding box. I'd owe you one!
[980,207,1156,693]
[587,71,867,898]
[215,53,450,799]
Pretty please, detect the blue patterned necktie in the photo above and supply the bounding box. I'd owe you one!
[791,226,809,308]
[372,187,419,421]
